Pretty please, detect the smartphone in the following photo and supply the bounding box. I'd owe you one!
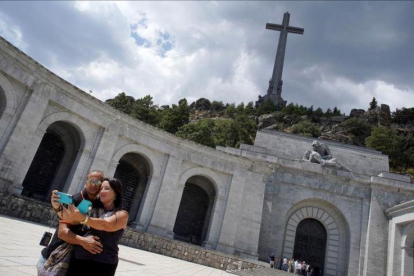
[77,199,92,215]
[56,192,73,204]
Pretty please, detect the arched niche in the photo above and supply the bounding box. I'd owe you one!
[21,121,82,201]
[282,199,350,276]
[113,152,151,222]
[401,223,414,276]
[173,175,216,246]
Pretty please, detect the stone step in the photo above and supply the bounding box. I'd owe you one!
[228,268,291,276]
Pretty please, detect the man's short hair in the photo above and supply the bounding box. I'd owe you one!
[87,170,104,180]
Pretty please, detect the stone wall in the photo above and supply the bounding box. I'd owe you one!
[120,227,265,271]
[0,191,264,271]
[253,130,389,175]
[0,191,58,227]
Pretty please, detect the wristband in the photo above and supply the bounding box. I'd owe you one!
[80,215,89,225]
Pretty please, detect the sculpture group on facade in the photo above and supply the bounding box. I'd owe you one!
[301,140,348,171]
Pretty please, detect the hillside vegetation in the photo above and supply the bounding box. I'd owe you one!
[106,93,414,181]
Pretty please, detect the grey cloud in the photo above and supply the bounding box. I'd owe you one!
[0,2,132,67]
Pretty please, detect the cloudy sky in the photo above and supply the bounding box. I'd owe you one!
[0,1,413,113]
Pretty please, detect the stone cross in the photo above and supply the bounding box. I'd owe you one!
[267,12,304,96]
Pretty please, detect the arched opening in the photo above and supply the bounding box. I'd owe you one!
[21,121,82,201]
[0,86,6,119]
[402,223,414,276]
[113,152,150,222]
[173,175,216,246]
[293,218,327,275]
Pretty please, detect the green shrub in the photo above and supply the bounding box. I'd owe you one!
[291,121,321,138]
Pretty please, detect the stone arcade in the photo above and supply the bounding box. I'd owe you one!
[0,36,413,276]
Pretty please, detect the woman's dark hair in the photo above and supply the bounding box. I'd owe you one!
[100,177,124,210]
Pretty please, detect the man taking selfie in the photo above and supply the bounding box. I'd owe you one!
[37,170,105,272]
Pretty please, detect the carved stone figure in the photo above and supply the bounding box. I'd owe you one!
[302,140,349,171]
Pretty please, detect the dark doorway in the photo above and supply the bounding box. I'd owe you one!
[22,121,81,201]
[114,153,150,222]
[173,176,215,246]
[293,219,327,275]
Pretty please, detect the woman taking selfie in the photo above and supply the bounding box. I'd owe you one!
[63,178,129,276]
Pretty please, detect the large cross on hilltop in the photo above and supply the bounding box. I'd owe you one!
[256,12,304,109]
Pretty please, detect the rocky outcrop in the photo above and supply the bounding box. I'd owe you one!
[350,109,365,118]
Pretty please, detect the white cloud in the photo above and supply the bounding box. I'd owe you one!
[0,13,27,51]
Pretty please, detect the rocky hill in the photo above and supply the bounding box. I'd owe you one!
[105,93,414,182]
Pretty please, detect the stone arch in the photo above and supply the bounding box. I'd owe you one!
[177,167,222,195]
[0,73,17,145]
[401,223,414,276]
[0,72,17,115]
[21,121,82,201]
[110,144,160,177]
[173,167,221,246]
[37,112,93,153]
[108,144,160,223]
[282,199,350,276]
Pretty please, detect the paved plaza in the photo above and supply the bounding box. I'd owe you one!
[0,215,233,276]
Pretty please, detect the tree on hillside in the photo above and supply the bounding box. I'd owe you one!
[369,97,378,110]
[210,101,225,111]
[233,114,257,147]
[256,100,278,116]
[325,108,333,118]
[365,127,399,158]
[291,121,321,138]
[333,107,341,116]
[176,119,215,147]
[225,103,237,118]
[214,119,238,147]
[244,101,255,116]
[132,95,160,126]
[341,117,372,136]
[392,107,414,125]
[105,92,135,115]
[313,107,324,117]
[306,105,314,116]
[194,98,211,111]
[158,98,190,134]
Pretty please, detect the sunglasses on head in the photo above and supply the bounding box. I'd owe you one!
[88,179,102,186]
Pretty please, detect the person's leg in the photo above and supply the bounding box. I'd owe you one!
[67,258,100,275]
[94,261,118,276]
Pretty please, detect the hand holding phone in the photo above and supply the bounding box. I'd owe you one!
[77,199,92,215]
[56,192,73,205]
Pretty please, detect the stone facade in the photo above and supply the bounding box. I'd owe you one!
[0,35,413,276]
[386,200,414,276]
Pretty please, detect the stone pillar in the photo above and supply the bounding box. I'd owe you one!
[0,82,52,194]
[133,155,164,231]
[216,169,248,255]
[89,122,120,174]
[362,188,389,276]
[233,168,267,259]
[147,156,183,237]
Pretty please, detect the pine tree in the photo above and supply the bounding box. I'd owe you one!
[369,97,378,110]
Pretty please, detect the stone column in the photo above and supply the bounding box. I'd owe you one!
[233,168,268,259]
[362,188,389,276]
[216,169,248,255]
[147,155,183,237]
[89,122,120,174]
[0,82,52,194]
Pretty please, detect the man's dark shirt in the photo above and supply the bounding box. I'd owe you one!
[41,189,98,259]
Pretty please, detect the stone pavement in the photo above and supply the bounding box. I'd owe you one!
[0,215,233,276]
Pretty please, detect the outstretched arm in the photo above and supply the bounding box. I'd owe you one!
[58,222,103,254]
[65,204,128,232]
